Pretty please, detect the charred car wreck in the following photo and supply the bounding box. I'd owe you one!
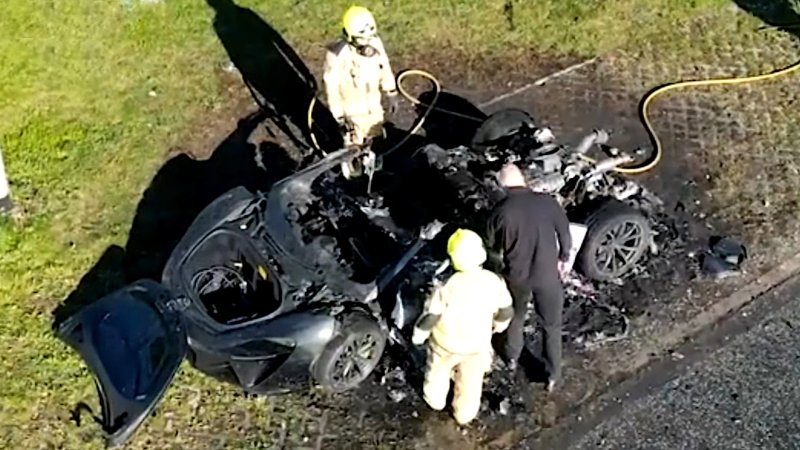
[57,108,665,446]
[390,109,664,351]
[56,149,447,446]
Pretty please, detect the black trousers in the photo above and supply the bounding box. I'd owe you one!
[504,282,564,381]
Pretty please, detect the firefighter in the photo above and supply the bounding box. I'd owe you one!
[412,228,514,425]
[323,6,399,149]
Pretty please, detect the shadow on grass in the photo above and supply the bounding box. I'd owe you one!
[207,0,342,155]
[52,5,340,327]
[52,110,297,329]
[733,0,800,36]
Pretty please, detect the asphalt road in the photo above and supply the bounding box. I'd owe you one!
[549,278,800,450]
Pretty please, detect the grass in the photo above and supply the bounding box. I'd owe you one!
[3,0,785,448]
[599,5,800,254]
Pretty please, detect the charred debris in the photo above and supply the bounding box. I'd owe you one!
[288,111,737,372]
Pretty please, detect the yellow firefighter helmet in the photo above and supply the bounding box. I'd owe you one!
[447,228,487,272]
[342,6,377,42]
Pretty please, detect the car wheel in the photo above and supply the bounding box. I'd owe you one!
[578,200,651,282]
[312,312,387,393]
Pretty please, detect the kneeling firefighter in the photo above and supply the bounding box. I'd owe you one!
[323,5,399,150]
[412,229,514,425]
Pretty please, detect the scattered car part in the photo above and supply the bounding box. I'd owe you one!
[702,236,747,280]
[561,223,588,274]
[56,280,186,448]
[470,108,537,150]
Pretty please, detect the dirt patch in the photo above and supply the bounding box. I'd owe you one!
[168,72,258,160]
[390,47,584,100]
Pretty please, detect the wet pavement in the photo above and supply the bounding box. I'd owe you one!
[557,275,800,450]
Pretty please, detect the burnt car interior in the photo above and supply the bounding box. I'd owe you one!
[182,229,281,325]
[295,171,412,285]
[270,143,466,294]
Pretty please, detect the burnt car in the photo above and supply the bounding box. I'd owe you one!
[57,108,658,446]
[389,109,663,348]
[56,149,445,447]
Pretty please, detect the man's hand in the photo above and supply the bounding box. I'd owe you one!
[493,319,510,334]
[337,117,354,135]
[420,220,444,240]
[592,129,611,146]
[558,260,569,279]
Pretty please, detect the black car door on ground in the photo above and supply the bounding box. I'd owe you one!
[56,279,188,447]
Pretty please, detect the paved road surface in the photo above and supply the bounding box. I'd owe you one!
[559,280,800,450]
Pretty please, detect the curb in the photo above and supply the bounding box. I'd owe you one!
[525,252,800,446]
[530,265,800,449]
[608,251,800,379]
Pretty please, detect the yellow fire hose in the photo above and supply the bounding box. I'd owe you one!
[307,56,800,175]
[591,58,800,175]
[307,69,444,158]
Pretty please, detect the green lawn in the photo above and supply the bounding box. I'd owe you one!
[0,0,736,448]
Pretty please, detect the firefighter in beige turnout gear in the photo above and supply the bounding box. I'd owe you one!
[323,6,399,149]
[412,229,514,425]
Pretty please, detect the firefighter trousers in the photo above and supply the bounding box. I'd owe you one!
[422,342,491,424]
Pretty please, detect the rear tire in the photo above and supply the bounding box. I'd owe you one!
[578,200,651,281]
[312,312,387,392]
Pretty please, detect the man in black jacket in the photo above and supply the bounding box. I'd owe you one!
[484,163,572,392]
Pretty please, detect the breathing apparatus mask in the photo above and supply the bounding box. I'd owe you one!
[344,29,379,57]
